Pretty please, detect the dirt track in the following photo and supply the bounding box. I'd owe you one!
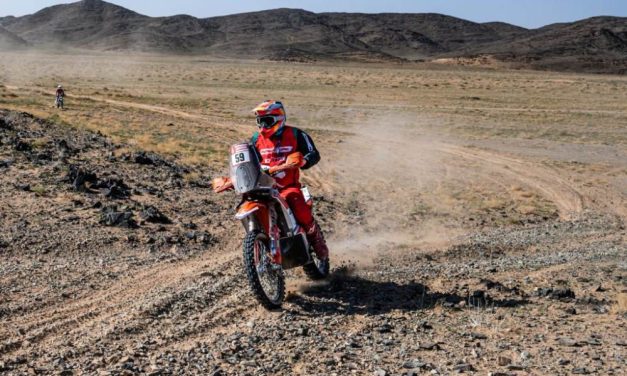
[1,101,625,375]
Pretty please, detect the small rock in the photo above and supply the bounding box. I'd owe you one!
[558,337,581,347]
[534,286,576,300]
[593,305,609,313]
[453,363,474,373]
[15,183,30,191]
[497,356,511,366]
[65,165,98,191]
[507,364,526,371]
[95,178,130,199]
[100,205,137,228]
[402,359,425,369]
[419,342,440,350]
[141,206,171,224]
[585,338,601,346]
[470,332,487,340]
[572,367,591,375]
[132,151,163,166]
[14,139,31,152]
[182,222,197,229]
[550,288,575,300]
[198,232,215,245]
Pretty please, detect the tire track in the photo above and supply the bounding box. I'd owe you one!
[439,145,585,219]
[0,248,241,357]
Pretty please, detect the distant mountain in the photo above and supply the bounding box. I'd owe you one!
[460,16,627,72]
[201,9,377,59]
[1,0,625,73]
[481,22,528,39]
[319,13,512,59]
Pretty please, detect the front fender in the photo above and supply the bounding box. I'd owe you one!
[235,201,260,220]
[236,201,269,234]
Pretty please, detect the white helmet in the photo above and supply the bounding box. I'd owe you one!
[57,85,62,89]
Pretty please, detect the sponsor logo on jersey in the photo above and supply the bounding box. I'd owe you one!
[259,146,294,155]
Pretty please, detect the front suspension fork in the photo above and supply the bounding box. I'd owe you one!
[242,214,282,266]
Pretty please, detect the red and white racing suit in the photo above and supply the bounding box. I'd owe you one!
[252,125,328,259]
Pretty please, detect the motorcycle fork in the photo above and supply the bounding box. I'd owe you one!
[241,206,282,267]
[268,206,282,265]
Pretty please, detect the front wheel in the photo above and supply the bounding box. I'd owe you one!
[303,252,330,281]
[243,230,285,309]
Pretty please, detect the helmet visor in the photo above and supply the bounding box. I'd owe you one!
[256,115,279,129]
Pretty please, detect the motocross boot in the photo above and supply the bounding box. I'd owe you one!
[306,221,329,260]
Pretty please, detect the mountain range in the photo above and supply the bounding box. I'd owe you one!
[1,0,625,73]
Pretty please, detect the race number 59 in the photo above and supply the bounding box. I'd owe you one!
[231,150,250,165]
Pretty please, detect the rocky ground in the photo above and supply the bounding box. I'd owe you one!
[0,109,625,375]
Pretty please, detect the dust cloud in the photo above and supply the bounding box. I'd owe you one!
[316,110,461,267]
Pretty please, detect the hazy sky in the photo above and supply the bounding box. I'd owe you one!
[1,0,626,28]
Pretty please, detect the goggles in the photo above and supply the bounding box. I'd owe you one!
[256,115,281,129]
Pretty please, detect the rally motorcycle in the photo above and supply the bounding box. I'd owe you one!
[213,142,330,309]
[55,95,64,109]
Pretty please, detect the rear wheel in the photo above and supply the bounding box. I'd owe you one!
[303,251,330,281]
[243,230,285,309]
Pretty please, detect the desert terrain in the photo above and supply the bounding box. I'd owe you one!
[0,51,626,375]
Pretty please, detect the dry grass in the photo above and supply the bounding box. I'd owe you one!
[0,50,624,225]
[1,52,624,163]
[614,292,627,314]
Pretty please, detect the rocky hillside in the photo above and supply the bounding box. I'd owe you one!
[460,16,627,73]
[0,0,625,71]
[0,25,27,49]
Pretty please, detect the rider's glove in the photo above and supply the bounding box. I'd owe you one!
[260,165,271,175]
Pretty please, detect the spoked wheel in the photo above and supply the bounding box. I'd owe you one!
[303,249,330,281]
[243,230,285,309]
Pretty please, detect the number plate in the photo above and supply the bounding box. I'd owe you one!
[231,149,251,165]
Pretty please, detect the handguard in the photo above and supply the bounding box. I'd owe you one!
[212,176,234,193]
[268,152,306,175]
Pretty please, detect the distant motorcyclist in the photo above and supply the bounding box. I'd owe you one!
[55,85,65,109]
[251,100,329,260]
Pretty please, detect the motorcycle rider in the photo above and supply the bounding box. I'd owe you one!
[55,85,65,108]
[251,100,329,260]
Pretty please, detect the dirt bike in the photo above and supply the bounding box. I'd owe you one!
[55,95,64,109]
[213,142,330,309]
